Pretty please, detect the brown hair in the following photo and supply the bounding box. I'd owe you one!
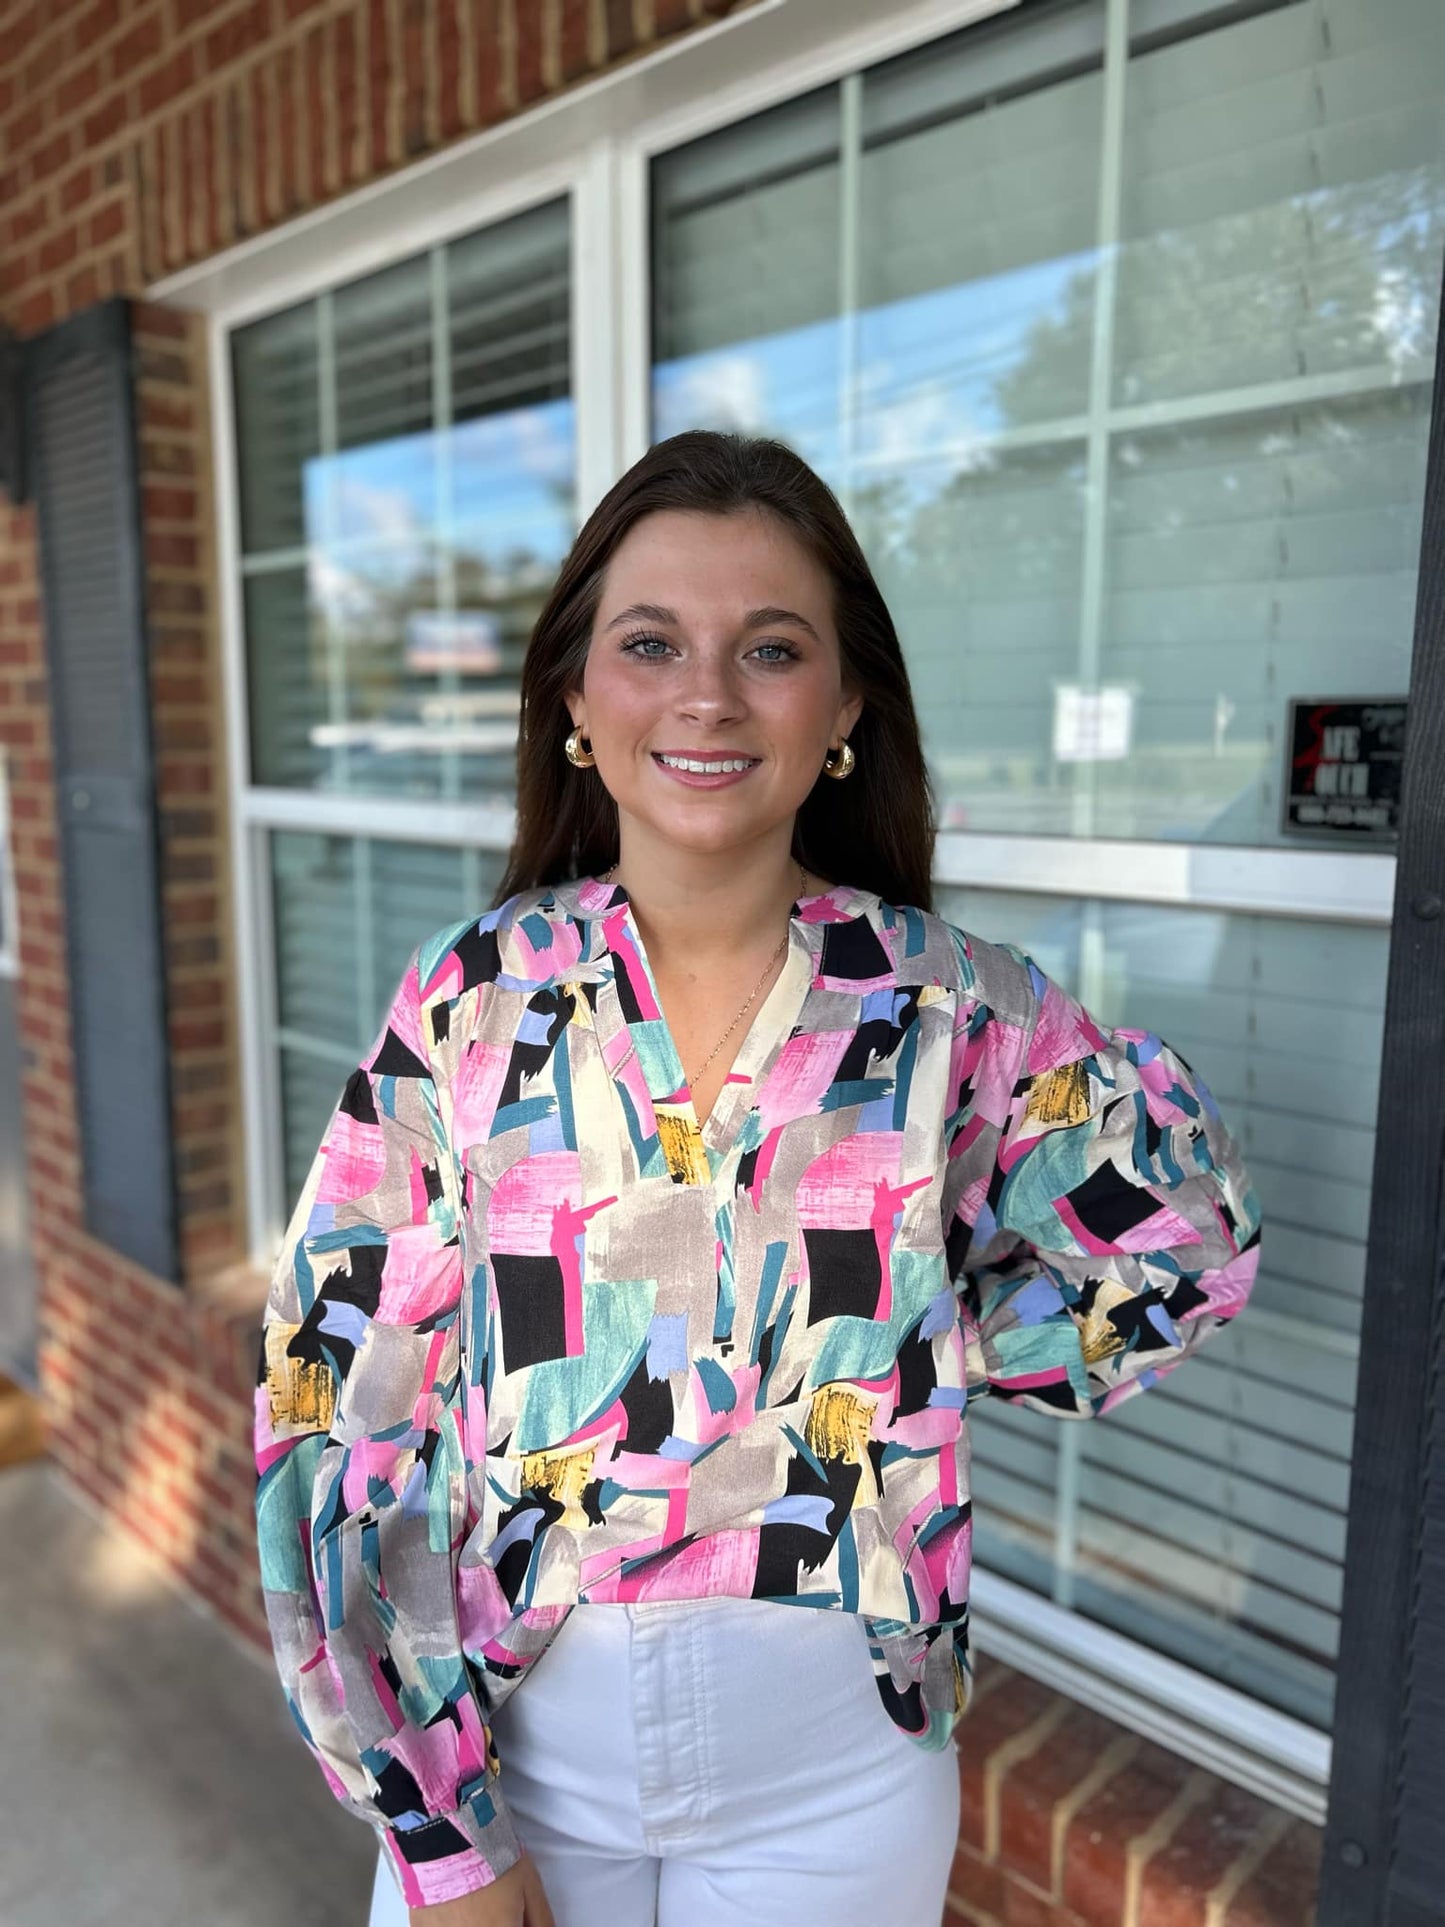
[494,430,935,911]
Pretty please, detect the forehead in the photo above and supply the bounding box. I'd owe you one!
[598,509,833,619]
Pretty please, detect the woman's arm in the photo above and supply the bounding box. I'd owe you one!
[945,938,1261,1418]
[253,945,524,1909]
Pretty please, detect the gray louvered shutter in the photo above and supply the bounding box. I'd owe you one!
[24,300,179,1284]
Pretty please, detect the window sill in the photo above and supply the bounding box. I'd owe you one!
[970,1570,1329,1823]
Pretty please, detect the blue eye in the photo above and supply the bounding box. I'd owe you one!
[617,631,799,664]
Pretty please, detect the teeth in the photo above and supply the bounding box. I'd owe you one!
[659,755,756,773]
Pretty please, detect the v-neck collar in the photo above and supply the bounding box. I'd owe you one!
[555,873,878,1172]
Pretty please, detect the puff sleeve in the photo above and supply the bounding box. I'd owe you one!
[944,937,1262,1417]
[252,946,521,1907]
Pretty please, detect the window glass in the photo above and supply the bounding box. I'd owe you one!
[232,299,319,556]
[234,198,574,803]
[271,830,504,1201]
[243,565,328,790]
[651,0,1445,845]
[1113,0,1445,409]
[1096,393,1428,842]
[653,85,843,469]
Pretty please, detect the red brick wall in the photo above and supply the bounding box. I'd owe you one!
[0,0,746,325]
[952,1660,1320,1925]
[0,4,1324,1920]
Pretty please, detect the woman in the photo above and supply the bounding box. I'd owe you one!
[254,432,1261,1927]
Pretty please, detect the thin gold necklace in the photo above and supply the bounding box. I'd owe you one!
[603,860,808,1088]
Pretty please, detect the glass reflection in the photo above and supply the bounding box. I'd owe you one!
[315,429,438,549]
[232,299,319,555]
[237,197,574,798]
[275,392,577,795]
[650,0,1445,847]
[1113,7,1445,407]
[452,396,574,519]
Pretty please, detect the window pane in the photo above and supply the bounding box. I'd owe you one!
[272,831,359,1050]
[312,537,444,796]
[859,446,1088,837]
[235,197,574,800]
[858,7,1104,436]
[447,202,576,801]
[231,300,319,556]
[1113,0,1445,407]
[280,1044,356,1209]
[270,830,506,1211]
[652,85,843,465]
[449,200,572,437]
[942,884,1387,1727]
[244,564,328,790]
[1096,390,1429,842]
[651,0,1445,847]
[335,256,435,457]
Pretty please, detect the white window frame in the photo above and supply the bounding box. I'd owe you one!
[151,0,1425,1822]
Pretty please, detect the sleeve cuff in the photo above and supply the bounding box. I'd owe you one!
[375,1777,523,1909]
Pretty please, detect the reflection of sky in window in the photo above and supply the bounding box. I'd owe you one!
[301,398,576,551]
[856,254,1091,437]
[308,542,431,626]
[653,253,1090,463]
[653,188,1445,467]
[305,430,437,546]
[654,316,843,470]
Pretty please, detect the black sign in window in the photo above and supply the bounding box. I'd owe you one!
[1282,697,1407,843]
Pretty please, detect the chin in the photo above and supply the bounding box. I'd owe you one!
[625,806,784,862]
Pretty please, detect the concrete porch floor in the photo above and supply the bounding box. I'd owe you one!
[0,1454,374,1926]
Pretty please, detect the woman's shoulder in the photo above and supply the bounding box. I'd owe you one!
[855,888,1042,1021]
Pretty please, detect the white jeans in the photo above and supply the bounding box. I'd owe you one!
[368,1596,960,1925]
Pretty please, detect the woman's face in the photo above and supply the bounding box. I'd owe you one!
[568,508,862,864]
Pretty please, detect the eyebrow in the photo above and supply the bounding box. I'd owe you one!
[602,602,822,642]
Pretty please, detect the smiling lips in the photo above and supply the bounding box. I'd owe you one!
[652,750,761,788]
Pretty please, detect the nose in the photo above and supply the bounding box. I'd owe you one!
[676,649,747,729]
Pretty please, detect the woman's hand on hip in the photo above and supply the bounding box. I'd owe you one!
[407,1855,555,1927]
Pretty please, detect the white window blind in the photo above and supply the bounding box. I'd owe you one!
[270,829,504,1202]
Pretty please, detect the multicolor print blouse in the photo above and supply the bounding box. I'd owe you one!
[254,876,1261,1906]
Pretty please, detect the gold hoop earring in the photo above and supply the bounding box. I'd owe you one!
[823,739,856,780]
[564,726,596,769]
